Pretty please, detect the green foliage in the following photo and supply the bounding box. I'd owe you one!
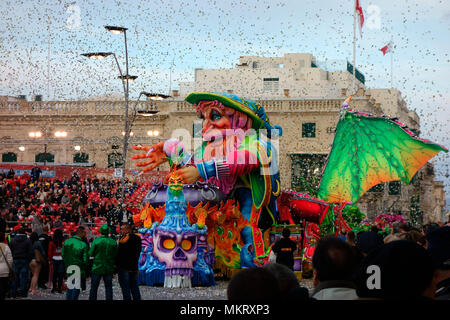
[296,176,319,197]
[342,205,366,230]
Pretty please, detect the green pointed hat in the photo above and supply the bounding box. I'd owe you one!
[185,92,282,136]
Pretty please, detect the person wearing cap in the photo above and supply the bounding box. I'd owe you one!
[61,226,88,300]
[88,224,117,300]
[426,226,450,300]
[132,92,282,268]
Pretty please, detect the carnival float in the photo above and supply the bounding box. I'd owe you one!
[130,92,448,287]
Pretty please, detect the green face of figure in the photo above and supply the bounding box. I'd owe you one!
[168,172,183,196]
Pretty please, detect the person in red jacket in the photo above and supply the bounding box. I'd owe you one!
[48,229,65,293]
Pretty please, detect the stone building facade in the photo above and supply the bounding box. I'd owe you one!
[0,53,446,223]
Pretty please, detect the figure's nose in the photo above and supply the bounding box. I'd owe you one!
[173,247,187,260]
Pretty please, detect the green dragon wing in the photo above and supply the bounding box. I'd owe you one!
[318,101,448,203]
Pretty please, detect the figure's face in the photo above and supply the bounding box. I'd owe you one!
[198,104,232,141]
[168,172,183,196]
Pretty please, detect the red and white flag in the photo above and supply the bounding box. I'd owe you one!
[355,0,364,37]
[380,41,393,55]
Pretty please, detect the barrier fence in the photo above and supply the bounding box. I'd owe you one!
[0,163,168,182]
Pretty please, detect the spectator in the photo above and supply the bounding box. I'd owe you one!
[7,169,15,179]
[9,227,33,298]
[311,237,358,300]
[118,203,133,226]
[346,230,364,265]
[62,226,88,300]
[354,240,435,300]
[48,229,65,294]
[88,224,117,300]
[397,223,411,233]
[263,263,310,300]
[61,193,70,206]
[227,267,280,300]
[106,204,120,236]
[116,223,142,300]
[38,225,51,289]
[0,215,6,234]
[423,223,440,235]
[29,232,46,294]
[383,233,402,244]
[0,232,13,300]
[30,165,42,183]
[271,228,297,270]
[6,212,18,231]
[31,212,43,236]
[53,215,63,230]
[426,226,450,300]
[356,229,384,255]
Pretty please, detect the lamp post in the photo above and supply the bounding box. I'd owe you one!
[82,25,135,201]
[82,27,171,201]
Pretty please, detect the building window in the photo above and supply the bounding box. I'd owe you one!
[302,123,316,138]
[263,78,279,92]
[252,62,259,68]
[193,121,202,138]
[2,152,17,162]
[388,181,401,195]
[35,153,54,163]
[108,153,123,168]
[290,154,327,192]
[368,183,385,193]
[74,153,89,163]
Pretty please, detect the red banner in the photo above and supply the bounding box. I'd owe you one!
[0,163,168,183]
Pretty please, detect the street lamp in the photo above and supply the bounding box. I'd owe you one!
[118,75,138,82]
[82,26,170,201]
[80,52,112,60]
[105,25,128,34]
[137,92,171,116]
[82,25,134,201]
[74,145,81,151]
[19,146,25,152]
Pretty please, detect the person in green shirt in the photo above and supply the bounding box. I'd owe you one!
[62,226,88,300]
[88,224,117,300]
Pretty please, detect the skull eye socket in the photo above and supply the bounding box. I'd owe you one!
[181,239,192,251]
[162,238,175,250]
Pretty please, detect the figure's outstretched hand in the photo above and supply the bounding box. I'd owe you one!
[176,166,201,184]
[131,142,167,172]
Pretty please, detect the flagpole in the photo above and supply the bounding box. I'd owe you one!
[390,37,393,89]
[352,0,357,94]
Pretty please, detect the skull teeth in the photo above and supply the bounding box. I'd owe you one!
[164,274,192,288]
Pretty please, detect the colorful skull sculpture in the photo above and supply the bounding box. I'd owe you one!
[152,181,199,288]
[153,227,198,287]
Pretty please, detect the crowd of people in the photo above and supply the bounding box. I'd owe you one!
[0,167,144,300]
[0,166,142,236]
[228,222,450,300]
[1,167,449,301]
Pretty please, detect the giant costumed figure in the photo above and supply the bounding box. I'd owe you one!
[131,92,447,287]
[132,92,282,286]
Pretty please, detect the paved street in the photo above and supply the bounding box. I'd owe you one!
[7,278,314,300]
